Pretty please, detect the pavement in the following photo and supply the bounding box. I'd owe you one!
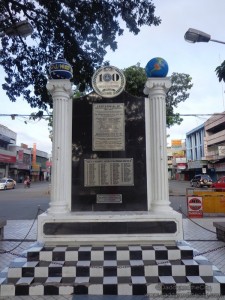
[0,181,225,299]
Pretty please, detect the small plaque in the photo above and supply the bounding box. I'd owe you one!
[92,66,126,98]
[97,194,122,204]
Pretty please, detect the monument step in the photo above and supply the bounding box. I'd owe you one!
[0,278,224,297]
[0,242,225,296]
[26,244,194,262]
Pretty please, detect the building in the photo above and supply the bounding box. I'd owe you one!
[0,124,17,178]
[30,144,49,181]
[8,144,31,182]
[205,112,225,179]
[170,139,188,180]
[0,123,50,182]
[185,123,209,179]
[185,112,225,181]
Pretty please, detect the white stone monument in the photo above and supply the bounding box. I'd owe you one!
[38,59,183,245]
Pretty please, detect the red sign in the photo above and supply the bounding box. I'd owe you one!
[187,196,203,218]
[46,161,52,167]
[18,150,24,162]
[0,153,16,163]
[177,163,187,170]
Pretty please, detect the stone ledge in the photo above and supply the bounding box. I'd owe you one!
[0,219,7,240]
[213,222,225,242]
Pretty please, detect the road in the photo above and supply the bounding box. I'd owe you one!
[0,180,190,220]
[169,180,191,217]
[0,182,50,220]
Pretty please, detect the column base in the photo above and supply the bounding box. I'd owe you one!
[47,205,69,215]
[150,202,174,213]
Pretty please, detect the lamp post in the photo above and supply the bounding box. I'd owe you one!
[0,20,33,38]
[184,28,225,45]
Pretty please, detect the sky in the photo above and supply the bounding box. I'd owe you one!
[1,0,225,153]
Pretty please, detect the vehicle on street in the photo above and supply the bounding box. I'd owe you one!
[0,178,16,190]
[212,176,225,189]
[190,174,212,188]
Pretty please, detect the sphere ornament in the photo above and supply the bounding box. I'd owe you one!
[49,58,73,80]
[145,57,169,78]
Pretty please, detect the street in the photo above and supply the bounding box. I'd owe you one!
[169,179,190,217]
[0,180,190,220]
[0,182,50,220]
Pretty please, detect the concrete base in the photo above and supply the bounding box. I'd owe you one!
[38,211,183,245]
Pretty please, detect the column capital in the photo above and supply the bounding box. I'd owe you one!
[47,79,73,97]
[143,77,171,95]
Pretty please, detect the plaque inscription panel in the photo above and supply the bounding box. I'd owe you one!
[92,103,125,151]
[84,158,134,187]
[96,194,122,203]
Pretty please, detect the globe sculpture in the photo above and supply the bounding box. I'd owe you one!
[49,58,73,79]
[145,57,168,78]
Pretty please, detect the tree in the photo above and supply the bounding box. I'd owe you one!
[215,61,225,83]
[0,0,160,111]
[123,64,193,127]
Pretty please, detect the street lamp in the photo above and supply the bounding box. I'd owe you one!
[184,28,225,45]
[0,20,33,38]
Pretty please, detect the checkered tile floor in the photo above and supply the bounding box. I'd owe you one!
[1,242,225,297]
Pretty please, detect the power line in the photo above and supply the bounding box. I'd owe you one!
[0,114,52,118]
[0,113,225,118]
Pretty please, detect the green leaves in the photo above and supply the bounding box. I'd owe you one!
[215,61,225,82]
[123,65,193,127]
[0,0,160,111]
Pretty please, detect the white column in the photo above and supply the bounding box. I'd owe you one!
[144,78,173,212]
[46,79,73,214]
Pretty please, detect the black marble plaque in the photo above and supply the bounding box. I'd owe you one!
[43,221,177,235]
[72,91,147,211]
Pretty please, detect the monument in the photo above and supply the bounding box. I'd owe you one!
[37,60,183,244]
[1,58,224,297]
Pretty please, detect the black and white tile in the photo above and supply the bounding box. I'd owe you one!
[0,242,225,296]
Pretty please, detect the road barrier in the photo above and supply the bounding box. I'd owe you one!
[187,188,225,217]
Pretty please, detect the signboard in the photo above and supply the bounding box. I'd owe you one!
[32,143,37,165]
[92,103,125,151]
[84,158,134,187]
[0,153,16,163]
[177,163,186,170]
[171,139,184,157]
[18,150,24,162]
[92,66,126,98]
[187,196,203,218]
[171,139,182,148]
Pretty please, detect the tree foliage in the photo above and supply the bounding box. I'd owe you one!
[215,61,225,83]
[0,0,160,110]
[123,65,193,127]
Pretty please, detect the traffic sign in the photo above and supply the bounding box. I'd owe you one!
[187,196,203,218]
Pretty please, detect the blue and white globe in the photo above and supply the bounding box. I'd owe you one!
[145,57,169,78]
[49,58,73,79]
